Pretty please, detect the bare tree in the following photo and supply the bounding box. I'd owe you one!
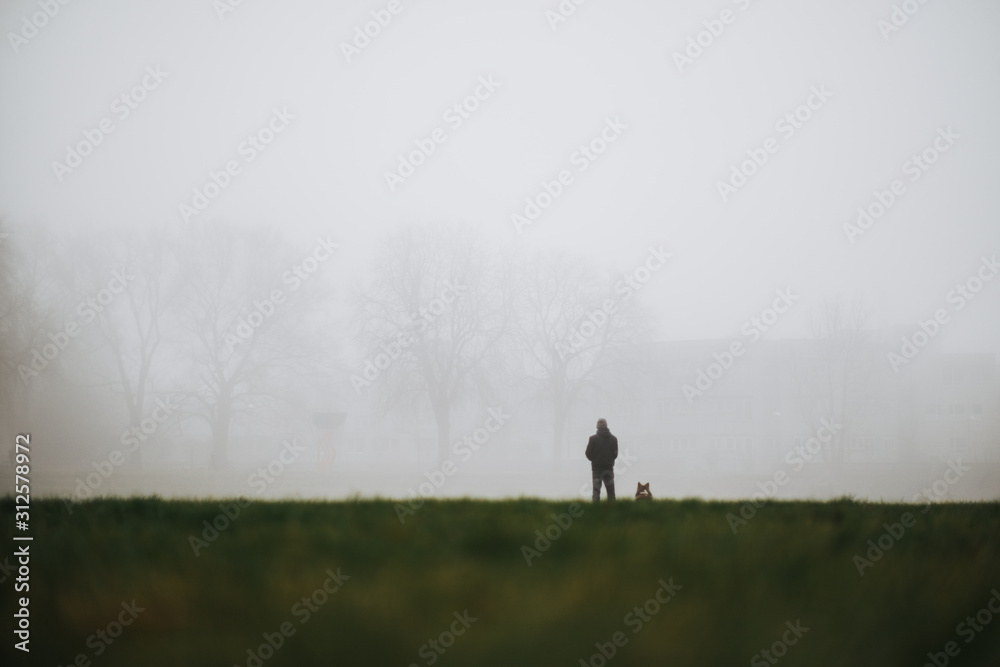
[173,223,339,469]
[353,224,512,463]
[51,225,184,468]
[0,222,66,446]
[510,249,652,460]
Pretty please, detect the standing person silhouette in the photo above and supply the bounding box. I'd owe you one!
[585,418,618,503]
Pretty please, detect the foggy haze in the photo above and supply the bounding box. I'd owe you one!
[1,0,999,504]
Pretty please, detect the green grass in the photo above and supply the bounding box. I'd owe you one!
[2,497,999,666]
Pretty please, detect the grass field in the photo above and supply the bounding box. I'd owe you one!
[2,497,999,666]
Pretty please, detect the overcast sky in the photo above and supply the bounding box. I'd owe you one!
[2,0,998,351]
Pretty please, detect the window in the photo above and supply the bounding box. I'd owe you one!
[662,400,693,419]
[706,435,750,452]
[757,438,777,453]
[851,436,875,451]
[711,437,728,451]
[669,436,695,451]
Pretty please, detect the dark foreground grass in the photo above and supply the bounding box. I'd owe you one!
[2,497,999,666]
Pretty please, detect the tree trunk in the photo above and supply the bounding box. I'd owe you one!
[211,395,231,470]
[551,373,568,461]
[122,402,145,471]
[122,423,144,471]
[431,396,450,465]
[553,402,568,461]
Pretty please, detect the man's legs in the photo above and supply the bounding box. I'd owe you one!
[592,468,616,502]
[603,468,615,501]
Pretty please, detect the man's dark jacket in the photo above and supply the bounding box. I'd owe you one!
[586,427,618,471]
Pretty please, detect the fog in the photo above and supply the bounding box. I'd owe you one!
[1,0,998,504]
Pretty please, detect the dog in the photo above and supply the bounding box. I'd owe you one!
[635,482,653,501]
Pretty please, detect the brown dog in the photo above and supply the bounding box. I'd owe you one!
[635,482,653,501]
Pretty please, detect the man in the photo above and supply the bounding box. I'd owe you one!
[585,418,618,503]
